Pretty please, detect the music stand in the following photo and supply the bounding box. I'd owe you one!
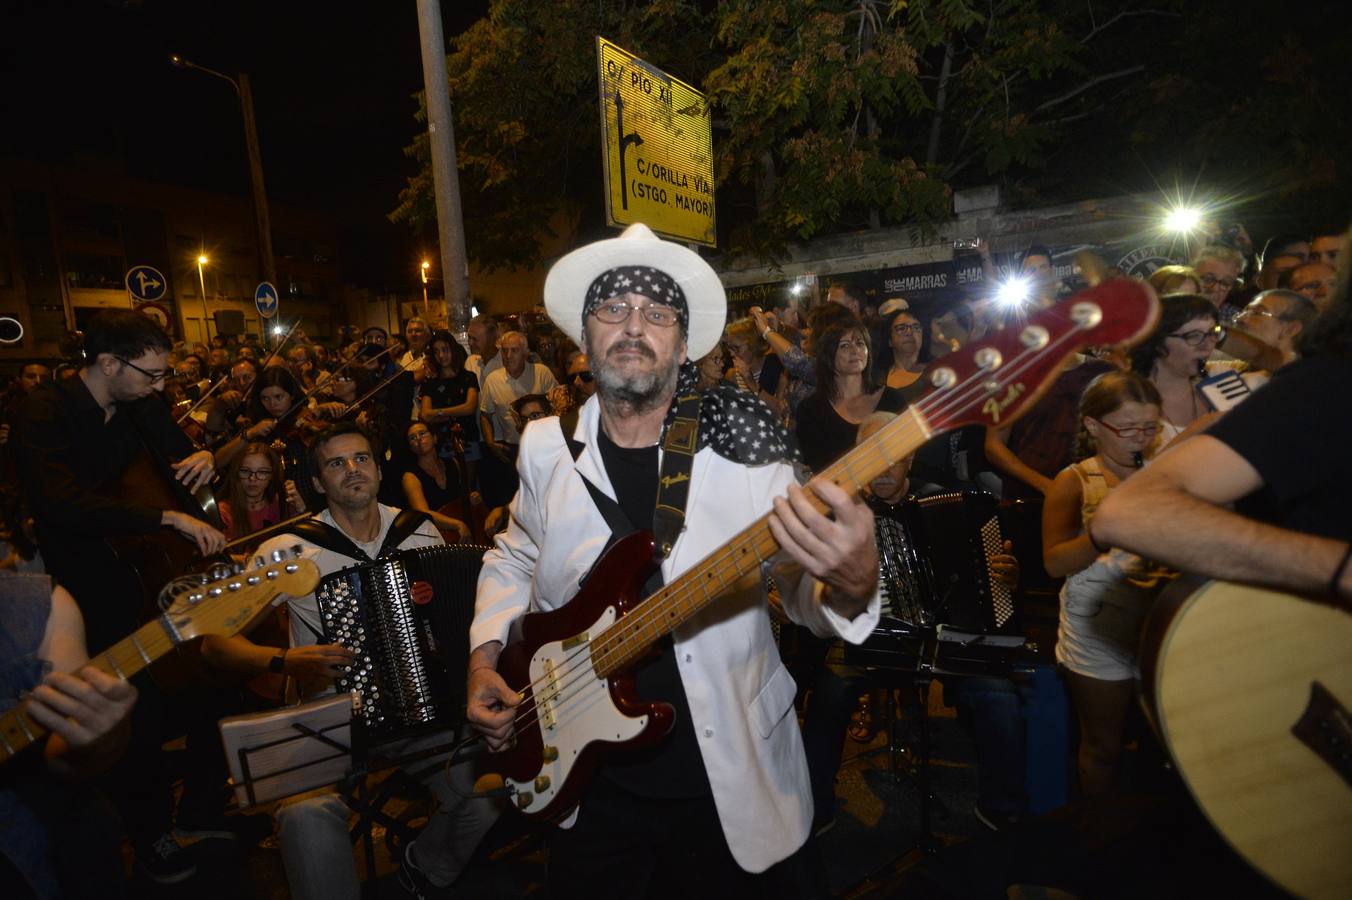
[221,693,356,808]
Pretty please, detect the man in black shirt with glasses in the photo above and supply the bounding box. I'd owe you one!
[16,309,225,883]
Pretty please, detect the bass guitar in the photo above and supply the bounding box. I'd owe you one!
[1140,579,1352,900]
[0,550,320,765]
[488,279,1159,820]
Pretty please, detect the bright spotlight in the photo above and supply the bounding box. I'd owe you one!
[1163,205,1203,234]
[790,283,804,296]
[996,276,1031,307]
[273,325,285,336]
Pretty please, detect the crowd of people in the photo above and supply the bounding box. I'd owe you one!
[0,217,1347,899]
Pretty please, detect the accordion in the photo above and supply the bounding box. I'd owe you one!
[910,490,1016,633]
[847,490,1019,671]
[316,544,487,741]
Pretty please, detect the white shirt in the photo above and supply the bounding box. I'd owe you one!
[479,362,558,443]
[255,504,443,652]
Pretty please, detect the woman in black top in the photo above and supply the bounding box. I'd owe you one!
[794,316,907,473]
[418,330,481,487]
[402,421,472,542]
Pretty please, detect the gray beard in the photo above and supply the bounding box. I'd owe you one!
[586,336,680,416]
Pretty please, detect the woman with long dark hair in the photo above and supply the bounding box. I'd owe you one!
[242,367,326,511]
[418,330,480,488]
[793,316,906,473]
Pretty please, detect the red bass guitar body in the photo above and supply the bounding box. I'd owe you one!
[492,530,674,821]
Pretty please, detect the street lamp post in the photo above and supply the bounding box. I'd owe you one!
[196,254,212,340]
[421,260,431,314]
[170,55,277,290]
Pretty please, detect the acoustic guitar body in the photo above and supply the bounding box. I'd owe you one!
[1142,580,1352,899]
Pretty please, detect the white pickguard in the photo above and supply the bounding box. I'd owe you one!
[509,604,648,816]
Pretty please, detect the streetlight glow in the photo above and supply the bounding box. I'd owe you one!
[996,275,1032,308]
[197,255,208,265]
[1163,205,1204,234]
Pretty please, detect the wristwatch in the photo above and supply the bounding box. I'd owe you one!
[268,650,287,674]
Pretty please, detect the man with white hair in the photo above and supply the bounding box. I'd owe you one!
[477,329,557,506]
[467,224,881,894]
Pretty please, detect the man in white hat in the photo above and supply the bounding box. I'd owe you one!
[467,223,881,893]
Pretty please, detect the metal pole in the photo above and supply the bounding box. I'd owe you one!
[415,0,471,332]
[197,259,211,341]
[237,73,278,288]
[170,58,276,290]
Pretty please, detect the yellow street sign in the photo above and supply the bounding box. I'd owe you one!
[596,36,715,247]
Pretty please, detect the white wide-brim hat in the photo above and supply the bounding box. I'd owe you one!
[543,222,727,360]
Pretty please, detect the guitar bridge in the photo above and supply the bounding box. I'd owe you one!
[1291,680,1352,789]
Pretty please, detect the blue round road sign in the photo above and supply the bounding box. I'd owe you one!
[255,282,279,319]
[125,265,168,303]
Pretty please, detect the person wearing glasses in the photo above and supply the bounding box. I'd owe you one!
[874,300,929,404]
[216,441,305,553]
[1233,289,1319,370]
[1190,244,1246,324]
[13,309,226,883]
[1042,370,1173,795]
[1128,294,1262,449]
[548,352,597,434]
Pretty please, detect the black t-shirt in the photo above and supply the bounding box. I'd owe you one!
[420,370,479,444]
[794,386,909,473]
[1206,355,1352,541]
[593,426,711,798]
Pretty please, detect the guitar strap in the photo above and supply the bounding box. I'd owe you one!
[288,508,432,562]
[562,391,701,566]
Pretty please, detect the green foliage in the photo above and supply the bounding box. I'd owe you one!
[393,0,1348,269]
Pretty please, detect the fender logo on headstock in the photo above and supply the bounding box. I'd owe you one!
[983,383,1027,424]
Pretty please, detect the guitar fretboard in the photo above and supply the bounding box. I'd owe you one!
[591,406,933,677]
[0,615,179,762]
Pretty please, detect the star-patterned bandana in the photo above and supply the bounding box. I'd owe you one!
[583,266,689,334]
[662,361,797,466]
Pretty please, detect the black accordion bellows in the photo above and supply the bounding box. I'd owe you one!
[316,545,488,741]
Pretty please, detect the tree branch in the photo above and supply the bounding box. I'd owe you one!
[1081,8,1181,45]
[1033,65,1145,113]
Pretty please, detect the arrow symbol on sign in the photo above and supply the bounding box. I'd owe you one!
[136,272,163,293]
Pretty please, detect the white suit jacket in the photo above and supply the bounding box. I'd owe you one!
[471,396,880,873]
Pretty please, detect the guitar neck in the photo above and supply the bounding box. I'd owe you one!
[591,406,932,677]
[0,616,178,763]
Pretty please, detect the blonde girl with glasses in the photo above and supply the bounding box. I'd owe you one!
[1042,371,1173,796]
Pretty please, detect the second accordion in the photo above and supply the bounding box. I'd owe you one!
[316,544,488,741]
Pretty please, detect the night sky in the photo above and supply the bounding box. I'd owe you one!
[1,0,488,288]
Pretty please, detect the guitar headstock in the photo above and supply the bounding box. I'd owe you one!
[165,546,320,642]
[917,279,1159,433]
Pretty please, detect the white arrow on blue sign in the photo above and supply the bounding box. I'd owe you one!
[255,282,279,319]
[125,265,168,303]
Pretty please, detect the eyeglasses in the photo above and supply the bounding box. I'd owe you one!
[408,430,433,442]
[115,356,168,383]
[1236,306,1276,322]
[571,371,594,383]
[1199,273,1238,291]
[238,468,273,481]
[592,299,680,327]
[891,323,923,335]
[1092,419,1161,439]
[1166,325,1225,346]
